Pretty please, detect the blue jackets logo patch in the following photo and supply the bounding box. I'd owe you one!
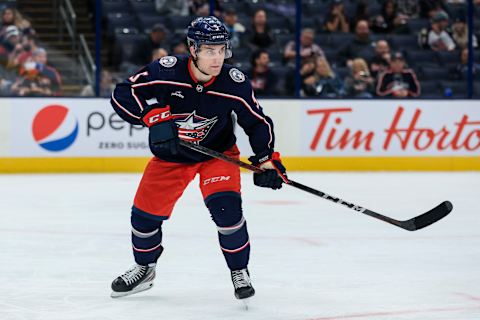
[173,111,218,143]
[229,68,245,83]
[159,56,177,68]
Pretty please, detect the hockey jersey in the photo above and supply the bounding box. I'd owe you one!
[111,55,275,163]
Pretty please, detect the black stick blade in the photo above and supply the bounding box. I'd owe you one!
[401,201,453,231]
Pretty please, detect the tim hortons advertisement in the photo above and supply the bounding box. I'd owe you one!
[301,100,480,156]
[9,99,149,157]
[4,98,480,158]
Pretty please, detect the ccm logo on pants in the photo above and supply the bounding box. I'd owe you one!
[203,176,231,185]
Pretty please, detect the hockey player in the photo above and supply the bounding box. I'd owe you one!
[110,16,288,301]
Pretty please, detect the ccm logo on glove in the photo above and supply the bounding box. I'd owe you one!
[142,107,172,127]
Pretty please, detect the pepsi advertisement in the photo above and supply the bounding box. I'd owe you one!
[9,99,150,156]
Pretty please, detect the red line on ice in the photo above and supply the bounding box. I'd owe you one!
[308,306,480,320]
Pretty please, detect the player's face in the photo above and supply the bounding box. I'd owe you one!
[195,44,226,76]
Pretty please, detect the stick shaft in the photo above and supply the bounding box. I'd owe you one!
[179,140,452,231]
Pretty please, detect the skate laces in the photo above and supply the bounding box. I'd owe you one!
[231,269,251,289]
[120,264,147,285]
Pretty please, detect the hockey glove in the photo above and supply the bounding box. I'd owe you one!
[141,105,180,155]
[249,150,288,190]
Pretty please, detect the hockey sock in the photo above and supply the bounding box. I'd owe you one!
[206,193,250,270]
[131,212,163,265]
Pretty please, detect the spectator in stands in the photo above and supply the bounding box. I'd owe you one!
[171,40,188,55]
[285,57,316,95]
[451,48,480,80]
[371,0,396,33]
[324,0,350,33]
[223,8,246,49]
[419,0,450,18]
[190,0,221,17]
[191,0,209,16]
[344,58,375,98]
[31,48,62,96]
[376,51,420,98]
[151,48,168,61]
[302,56,344,97]
[451,16,478,49]
[427,11,456,51]
[133,23,169,66]
[0,25,21,68]
[80,70,116,97]
[15,34,38,67]
[372,0,410,34]
[247,49,277,96]
[11,59,54,96]
[0,7,32,40]
[397,0,420,19]
[350,1,370,31]
[338,20,373,66]
[284,28,324,67]
[155,0,189,16]
[248,9,274,50]
[369,40,391,79]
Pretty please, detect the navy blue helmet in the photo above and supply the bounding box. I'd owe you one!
[187,16,232,58]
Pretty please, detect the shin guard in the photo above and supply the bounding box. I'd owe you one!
[206,193,250,270]
[131,212,164,265]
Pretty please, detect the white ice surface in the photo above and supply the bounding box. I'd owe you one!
[0,172,479,320]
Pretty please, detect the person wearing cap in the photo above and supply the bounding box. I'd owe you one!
[427,10,456,51]
[0,7,32,41]
[376,51,420,98]
[133,23,170,66]
[31,48,62,95]
[0,25,20,68]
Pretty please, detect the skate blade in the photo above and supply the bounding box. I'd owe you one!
[240,297,252,310]
[111,282,154,298]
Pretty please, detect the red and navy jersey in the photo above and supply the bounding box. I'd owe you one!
[111,55,275,163]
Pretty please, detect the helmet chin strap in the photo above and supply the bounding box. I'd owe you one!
[191,53,211,77]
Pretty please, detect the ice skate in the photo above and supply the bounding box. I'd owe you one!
[231,268,255,300]
[111,263,156,298]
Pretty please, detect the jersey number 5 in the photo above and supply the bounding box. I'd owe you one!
[129,71,149,83]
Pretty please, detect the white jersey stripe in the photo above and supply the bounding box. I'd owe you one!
[111,92,141,120]
[131,80,193,89]
[207,90,273,148]
[131,87,144,112]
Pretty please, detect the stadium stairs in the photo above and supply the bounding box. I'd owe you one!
[18,0,107,96]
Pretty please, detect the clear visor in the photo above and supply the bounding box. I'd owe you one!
[192,41,232,59]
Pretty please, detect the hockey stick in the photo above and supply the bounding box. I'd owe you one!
[179,140,453,231]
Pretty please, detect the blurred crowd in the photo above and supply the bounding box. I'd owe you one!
[107,0,480,98]
[1,0,480,98]
[0,6,62,96]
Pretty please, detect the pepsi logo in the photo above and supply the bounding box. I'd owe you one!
[32,105,79,152]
